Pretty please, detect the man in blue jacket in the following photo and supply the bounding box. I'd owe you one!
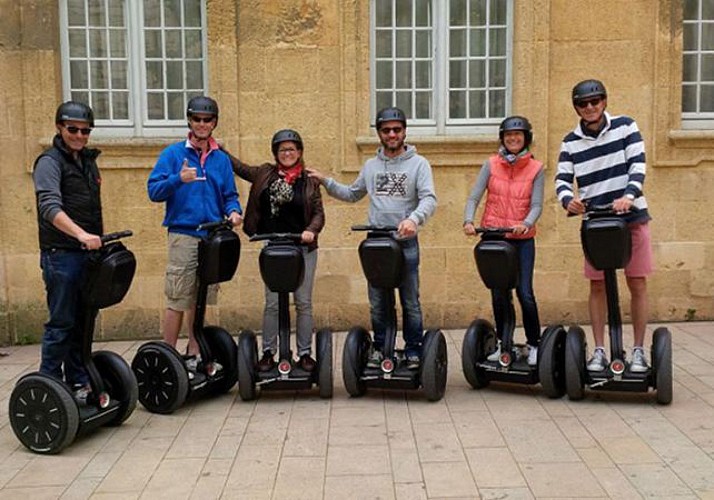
[148,96,242,372]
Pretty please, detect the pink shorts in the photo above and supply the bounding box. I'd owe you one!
[584,222,653,280]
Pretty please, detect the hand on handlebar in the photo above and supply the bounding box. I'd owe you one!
[301,230,315,244]
[612,196,634,214]
[397,218,417,238]
[463,222,476,236]
[512,223,530,235]
[79,232,102,250]
[566,198,586,216]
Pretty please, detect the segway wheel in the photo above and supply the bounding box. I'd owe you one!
[538,325,567,399]
[93,350,138,426]
[652,327,673,405]
[421,329,448,402]
[203,326,239,395]
[237,330,258,401]
[316,328,333,399]
[564,325,587,401]
[9,374,79,454]
[461,319,494,389]
[132,342,189,414]
[342,326,370,397]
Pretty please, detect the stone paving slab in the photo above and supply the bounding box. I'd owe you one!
[0,322,713,499]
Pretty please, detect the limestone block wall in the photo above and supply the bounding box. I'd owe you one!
[0,0,712,345]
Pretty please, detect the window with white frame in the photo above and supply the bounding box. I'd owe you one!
[60,0,207,136]
[682,0,714,126]
[372,0,511,134]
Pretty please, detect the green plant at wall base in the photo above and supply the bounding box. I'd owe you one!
[15,331,42,346]
[685,308,697,322]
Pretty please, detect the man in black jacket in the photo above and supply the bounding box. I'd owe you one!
[33,101,103,401]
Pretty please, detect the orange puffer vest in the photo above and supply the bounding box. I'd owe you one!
[481,152,542,239]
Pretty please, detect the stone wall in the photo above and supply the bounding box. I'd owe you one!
[0,0,712,345]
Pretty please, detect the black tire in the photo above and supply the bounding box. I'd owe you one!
[342,326,370,397]
[9,374,79,454]
[461,319,494,389]
[652,327,673,405]
[202,326,239,395]
[132,342,189,414]
[316,328,333,399]
[237,330,258,401]
[421,329,448,402]
[538,325,567,399]
[564,325,587,401]
[93,350,138,426]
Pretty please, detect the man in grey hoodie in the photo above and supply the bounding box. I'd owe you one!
[308,107,437,369]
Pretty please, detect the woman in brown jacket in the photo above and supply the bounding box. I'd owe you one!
[226,129,325,372]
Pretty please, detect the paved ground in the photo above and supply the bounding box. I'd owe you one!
[0,322,713,499]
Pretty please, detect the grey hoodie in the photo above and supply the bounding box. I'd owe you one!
[324,144,437,229]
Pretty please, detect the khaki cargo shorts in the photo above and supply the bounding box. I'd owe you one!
[165,232,218,311]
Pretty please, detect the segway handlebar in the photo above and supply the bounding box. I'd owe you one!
[197,219,234,232]
[100,230,133,244]
[351,224,399,232]
[475,227,516,235]
[249,232,304,243]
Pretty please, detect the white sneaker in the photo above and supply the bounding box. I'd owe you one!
[487,342,502,362]
[630,347,649,373]
[527,345,538,366]
[587,347,608,372]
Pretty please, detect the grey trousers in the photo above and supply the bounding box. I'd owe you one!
[261,247,318,356]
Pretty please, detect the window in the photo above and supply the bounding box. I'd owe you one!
[682,0,714,126]
[371,0,512,134]
[59,0,207,136]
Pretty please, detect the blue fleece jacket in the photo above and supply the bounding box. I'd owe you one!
[147,140,241,237]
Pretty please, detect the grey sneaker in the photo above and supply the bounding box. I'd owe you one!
[73,384,92,405]
[406,355,420,370]
[367,347,383,368]
[527,345,538,366]
[487,341,502,362]
[587,347,608,372]
[630,347,649,373]
[185,355,201,380]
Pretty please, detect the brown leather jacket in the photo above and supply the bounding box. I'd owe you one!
[227,152,325,251]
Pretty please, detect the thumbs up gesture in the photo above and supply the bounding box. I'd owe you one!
[180,159,198,183]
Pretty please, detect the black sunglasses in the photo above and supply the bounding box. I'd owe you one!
[190,116,215,123]
[379,126,404,135]
[64,125,92,135]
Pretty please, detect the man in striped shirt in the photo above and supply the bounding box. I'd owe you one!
[555,79,653,374]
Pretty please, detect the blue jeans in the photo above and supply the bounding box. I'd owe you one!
[39,250,90,387]
[368,237,423,357]
[491,238,541,346]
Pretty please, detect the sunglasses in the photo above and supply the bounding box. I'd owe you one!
[575,97,604,109]
[190,116,215,123]
[64,125,92,135]
[278,148,298,154]
[379,126,404,135]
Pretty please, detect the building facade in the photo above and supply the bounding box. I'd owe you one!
[0,0,713,344]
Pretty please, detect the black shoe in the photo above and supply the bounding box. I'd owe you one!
[298,354,316,372]
[258,351,275,372]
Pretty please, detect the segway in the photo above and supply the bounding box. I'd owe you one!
[236,233,332,400]
[9,231,138,454]
[461,227,566,397]
[564,205,673,404]
[132,220,240,414]
[341,225,447,402]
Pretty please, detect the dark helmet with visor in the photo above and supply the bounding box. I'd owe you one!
[271,129,303,156]
[571,79,607,105]
[375,107,407,129]
[55,101,94,127]
[186,96,219,123]
[499,115,533,148]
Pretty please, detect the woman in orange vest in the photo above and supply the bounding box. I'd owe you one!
[463,116,544,366]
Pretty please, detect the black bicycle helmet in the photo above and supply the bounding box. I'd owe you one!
[186,96,219,120]
[271,129,303,155]
[55,101,94,127]
[499,115,533,148]
[375,107,407,129]
[572,79,607,105]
